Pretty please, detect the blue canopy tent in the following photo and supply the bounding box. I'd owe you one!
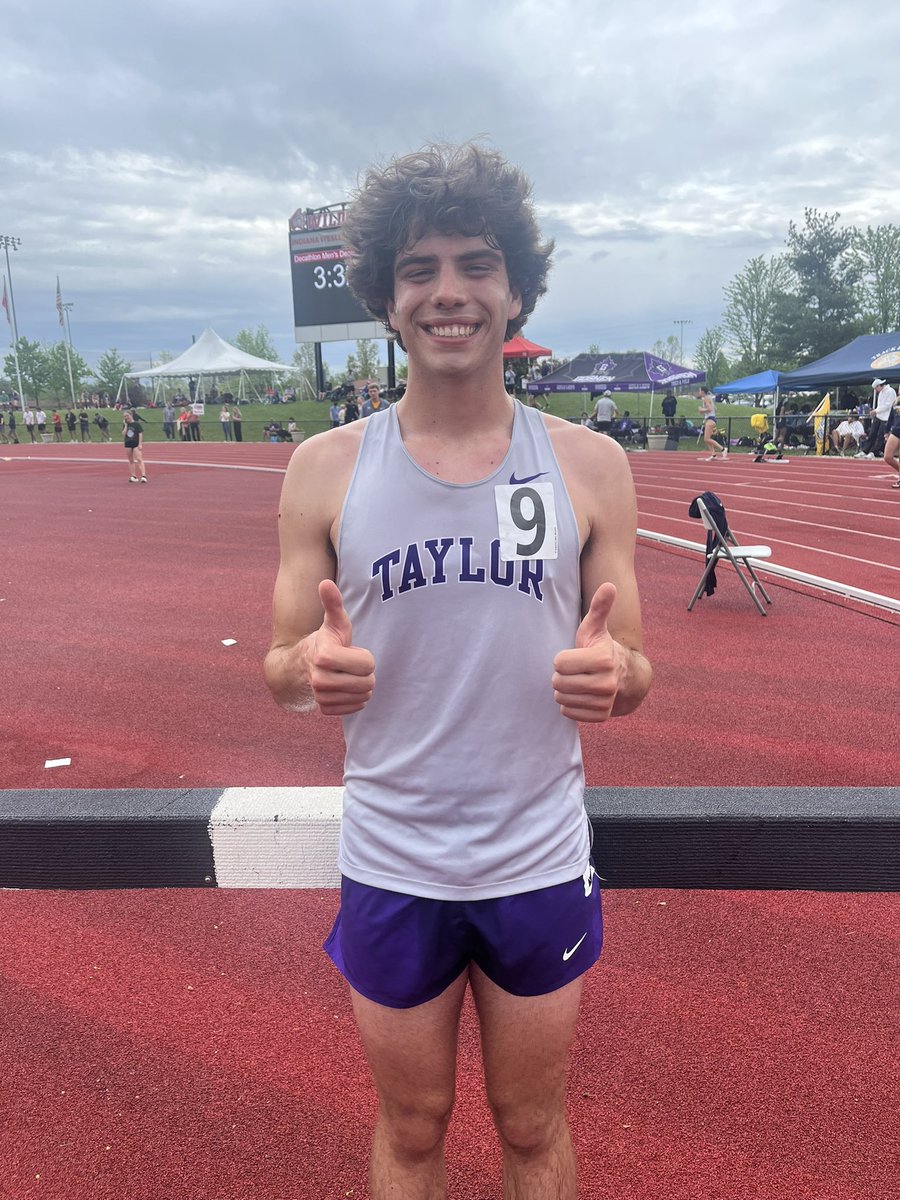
[714,369,783,431]
[713,369,781,396]
[526,351,705,423]
[779,332,900,391]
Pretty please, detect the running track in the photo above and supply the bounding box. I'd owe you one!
[1,441,897,1199]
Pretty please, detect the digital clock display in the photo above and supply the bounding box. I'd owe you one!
[289,230,373,329]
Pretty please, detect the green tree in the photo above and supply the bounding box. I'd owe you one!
[722,254,791,373]
[46,341,90,403]
[232,325,282,394]
[651,335,681,363]
[693,326,730,389]
[781,208,862,362]
[849,224,900,333]
[345,338,381,382]
[233,325,280,363]
[93,348,133,395]
[4,338,50,404]
[289,343,318,399]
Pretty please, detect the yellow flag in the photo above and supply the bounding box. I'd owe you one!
[811,392,830,454]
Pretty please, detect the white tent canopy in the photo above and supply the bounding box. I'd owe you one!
[124,327,292,379]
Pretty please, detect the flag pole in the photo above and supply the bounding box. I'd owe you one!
[1,234,26,407]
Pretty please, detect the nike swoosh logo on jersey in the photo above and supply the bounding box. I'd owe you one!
[562,932,587,961]
[509,471,549,485]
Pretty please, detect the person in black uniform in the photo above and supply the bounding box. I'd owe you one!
[123,411,147,483]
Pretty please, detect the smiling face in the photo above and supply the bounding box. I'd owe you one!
[386,231,522,381]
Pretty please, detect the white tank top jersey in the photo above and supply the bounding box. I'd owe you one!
[335,400,590,900]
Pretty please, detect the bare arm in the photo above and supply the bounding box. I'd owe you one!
[549,420,652,721]
[263,429,375,715]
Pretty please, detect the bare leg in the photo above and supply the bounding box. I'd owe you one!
[471,966,584,1200]
[883,433,899,479]
[703,420,725,457]
[350,971,468,1200]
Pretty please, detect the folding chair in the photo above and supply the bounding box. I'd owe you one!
[687,494,773,616]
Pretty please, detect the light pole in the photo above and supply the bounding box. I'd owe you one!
[61,302,77,407]
[0,234,26,407]
[673,319,692,366]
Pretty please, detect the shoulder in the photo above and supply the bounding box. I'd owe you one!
[542,411,629,478]
[281,422,366,511]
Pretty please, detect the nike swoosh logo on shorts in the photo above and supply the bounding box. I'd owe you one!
[509,471,549,485]
[562,932,587,961]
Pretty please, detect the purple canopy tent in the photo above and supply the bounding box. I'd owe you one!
[526,351,705,422]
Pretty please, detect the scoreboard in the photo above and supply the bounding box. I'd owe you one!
[289,203,383,343]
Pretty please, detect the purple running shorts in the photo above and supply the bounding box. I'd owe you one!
[323,864,603,1009]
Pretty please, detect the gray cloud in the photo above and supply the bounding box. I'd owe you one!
[2,0,899,372]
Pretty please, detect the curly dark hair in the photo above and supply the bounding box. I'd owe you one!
[342,143,554,347]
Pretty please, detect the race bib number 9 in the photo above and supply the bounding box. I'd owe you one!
[494,482,558,561]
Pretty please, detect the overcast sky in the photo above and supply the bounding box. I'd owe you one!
[3,0,899,377]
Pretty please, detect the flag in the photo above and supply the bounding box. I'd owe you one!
[810,392,830,455]
[56,277,65,327]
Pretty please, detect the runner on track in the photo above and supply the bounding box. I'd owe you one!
[123,411,147,483]
[264,143,652,1200]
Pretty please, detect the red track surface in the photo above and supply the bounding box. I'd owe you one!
[0,442,894,788]
[2,442,897,1200]
[2,887,897,1200]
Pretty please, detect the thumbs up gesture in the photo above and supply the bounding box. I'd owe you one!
[306,580,376,716]
[552,583,626,723]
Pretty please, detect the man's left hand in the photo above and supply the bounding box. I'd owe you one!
[552,583,628,722]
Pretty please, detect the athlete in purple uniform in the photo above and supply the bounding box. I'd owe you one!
[265,144,652,1200]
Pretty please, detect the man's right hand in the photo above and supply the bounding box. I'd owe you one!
[305,580,375,716]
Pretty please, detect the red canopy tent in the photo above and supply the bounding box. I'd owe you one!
[503,335,552,359]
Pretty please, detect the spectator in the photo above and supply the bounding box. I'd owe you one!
[220,404,233,441]
[162,401,176,441]
[232,404,243,442]
[857,379,897,459]
[591,389,619,434]
[329,399,342,428]
[23,409,36,442]
[0,411,7,444]
[65,409,78,441]
[504,365,517,393]
[188,406,201,441]
[661,391,677,424]
[36,408,47,437]
[343,394,360,424]
[178,406,191,440]
[94,413,111,442]
[79,410,91,442]
[361,386,388,417]
[831,412,866,456]
[7,411,17,443]
[52,410,63,442]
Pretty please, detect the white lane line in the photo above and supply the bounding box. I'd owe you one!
[638,509,900,574]
[2,455,286,474]
[637,497,900,543]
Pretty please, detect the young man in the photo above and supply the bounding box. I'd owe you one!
[264,144,652,1200]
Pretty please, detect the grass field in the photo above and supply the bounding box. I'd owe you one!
[72,390,774,445]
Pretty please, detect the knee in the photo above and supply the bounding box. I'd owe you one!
[489,1097,567,1158]
[378,1091,455,1161]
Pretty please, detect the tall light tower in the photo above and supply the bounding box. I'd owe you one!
[0,234,26,406]
[673,318,692,366]
[61,301,77,407]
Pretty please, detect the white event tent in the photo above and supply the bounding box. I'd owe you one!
[119,328,296,404]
